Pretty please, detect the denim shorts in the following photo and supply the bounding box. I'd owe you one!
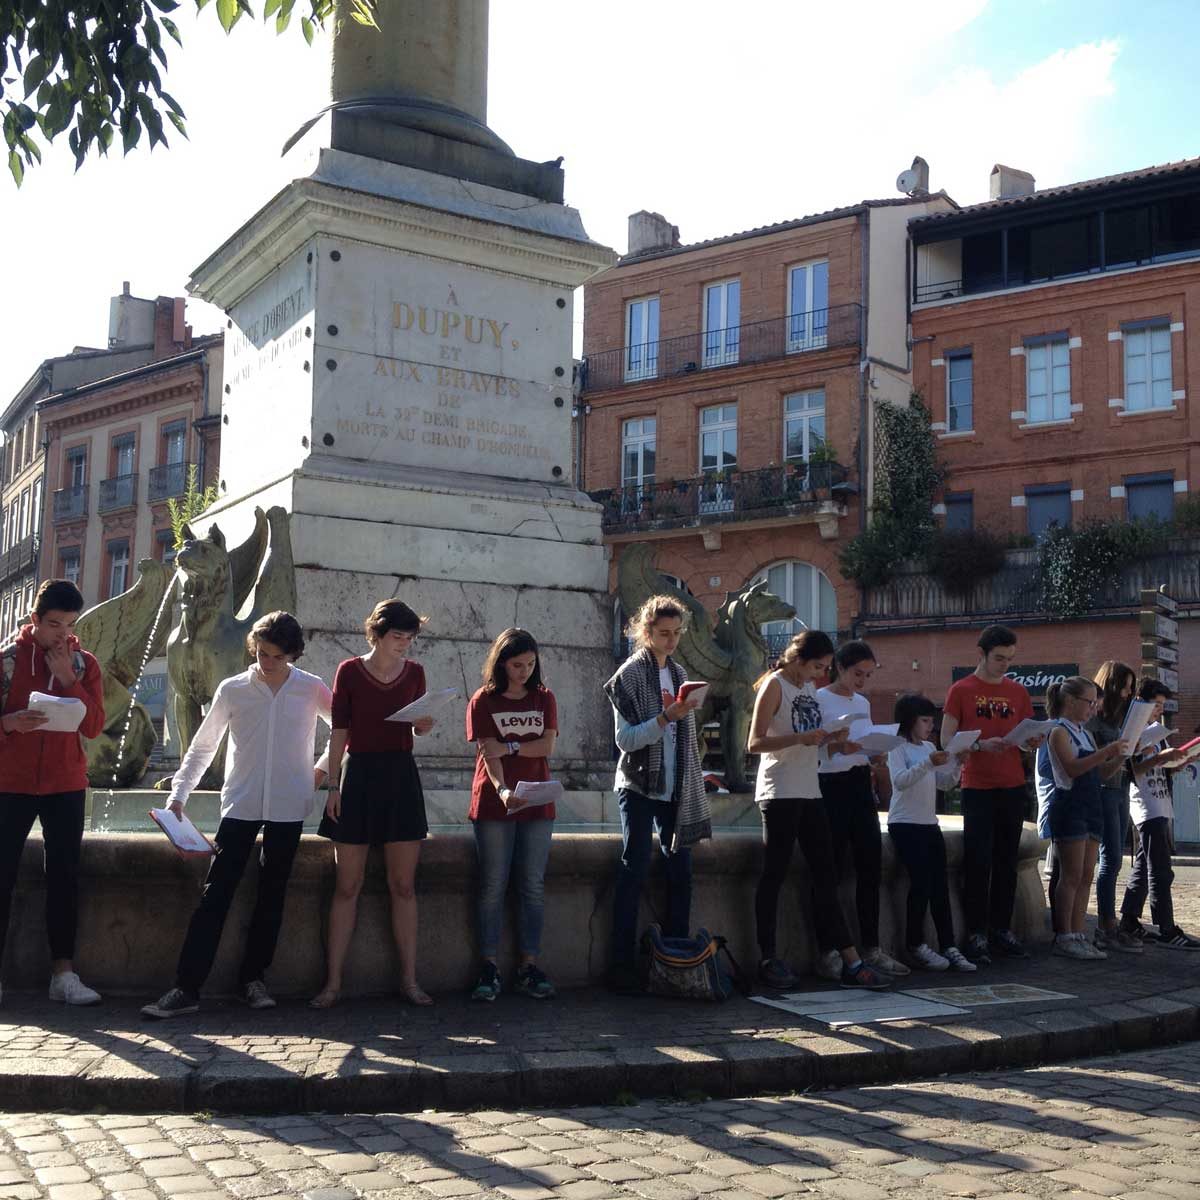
[1047,786,1103,843]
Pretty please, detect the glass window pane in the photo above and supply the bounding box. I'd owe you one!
[809,415,826,450]
[644,417,656,433]
[726,282,740,328]
[812,262,828,311]
[785,419,803,460]
[789,266,806,315]
[818,574,837,633]
[1128,481,1174,522]
[643,444,655,479]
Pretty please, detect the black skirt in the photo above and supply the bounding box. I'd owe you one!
[317,750,428,845]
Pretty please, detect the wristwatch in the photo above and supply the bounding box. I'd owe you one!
[499,787,513,802]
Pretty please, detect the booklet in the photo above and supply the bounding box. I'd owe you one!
[945,729,981,755]
[1118,699,1156,752]
[851,724,905,755]
[1138,722,1175,751]
[26,691,85,733]
[676,681,710,707]
[1001,718,1057,749]
[149,808,214,857]
[387,687,459,723]
[512,780,564,808]
[1174,736,1200,763]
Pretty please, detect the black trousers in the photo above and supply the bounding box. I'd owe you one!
[0,790,86,962]
[1121,816,1174,934]
[961,786,1026,936]
[819,767,882,950]
[756,796,852,958]
[889,822,955,951]
[176,817,302,995]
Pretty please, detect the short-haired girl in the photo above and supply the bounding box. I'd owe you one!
[604,594,709,992]
[465,628,558,1002]
[886,694,975,972]
[749,631,888,990]
[816,640,908,980]
[313,599,435,1007]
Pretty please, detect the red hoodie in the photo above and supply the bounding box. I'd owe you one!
[0,624,105,795]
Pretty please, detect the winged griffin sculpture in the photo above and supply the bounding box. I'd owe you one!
[617,543,795,793]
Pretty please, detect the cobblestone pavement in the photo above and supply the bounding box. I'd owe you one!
[0,1041,1198,1199]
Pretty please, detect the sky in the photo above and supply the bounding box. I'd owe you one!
[1,0,1197,406]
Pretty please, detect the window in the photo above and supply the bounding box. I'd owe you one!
[67,446,87,488]
[621,417,656,507]
[699,404,737,515]
[702,280,740,367]
[162,421,187,465]
[945,492,974,530]
[1026,484,1072,539]
[108,539,130,597]
[0,597,8,638]
[23,417,33,465]
[18,490,29,539]
[1126,473,1175,523]
[788,261,829,351]
[1124,324,1172,411]
[625,296,660,382]
[60,547,81,587]
[156,529,178,566]
[784,390,826,463]
[1026,338,1070,423]
[756,561,838,651]
[30,480,40,542]
[112,433,135,478]
[946,351,973,432]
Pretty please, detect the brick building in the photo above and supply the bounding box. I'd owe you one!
[859,160,1200,733]
[579,187,951,647]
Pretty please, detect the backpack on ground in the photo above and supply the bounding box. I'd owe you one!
[642,924,745,1002]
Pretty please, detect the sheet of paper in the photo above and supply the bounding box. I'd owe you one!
[1001,718,1057,748]
[945,729,981,754]
[853,725,905,755]
[512,780,564,808]
[26,691,86,733]
[386,687,459,723]
[1119,699,1156,752]
[1138,722,1174,751]
[822,714,856,734]
[149,808,213,855]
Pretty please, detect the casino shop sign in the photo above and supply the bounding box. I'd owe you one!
[951,664,1078,698]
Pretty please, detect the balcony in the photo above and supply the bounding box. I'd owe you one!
[581,304,862,392]
[589,462,852,538]
[98,473,137,513]
[53,484,87,523]
[0,535,38,587]
[148,461,193,502]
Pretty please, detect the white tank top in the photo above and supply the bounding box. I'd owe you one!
[755,672,823,800]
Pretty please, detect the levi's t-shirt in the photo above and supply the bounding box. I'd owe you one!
[466,686,559,821]
[943,673,1033,790]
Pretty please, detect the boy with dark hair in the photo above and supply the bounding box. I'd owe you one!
[0,579,105,1004]
[940,624,1039,964]
[1118,680,1200,949]
[142,611,333,1018]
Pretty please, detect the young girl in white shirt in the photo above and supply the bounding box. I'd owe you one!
[886,693,975,972]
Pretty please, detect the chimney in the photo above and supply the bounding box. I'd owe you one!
[990,164,1036,201]
[627,210,680,257]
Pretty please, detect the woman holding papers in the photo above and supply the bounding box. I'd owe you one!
[141,612,332,1018]
[1044,676,1127,961]
[0,579,105,1007]
[815,640,909,981]
[604,595,709,994]
[886,695,975,972]
[465,628,558,1002]
[749,631,889,991]
[313,599,436,1008]
[1086,661,1141,954]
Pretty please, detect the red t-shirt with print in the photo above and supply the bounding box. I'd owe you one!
[944,673,1033,790]
[466,686,558,821]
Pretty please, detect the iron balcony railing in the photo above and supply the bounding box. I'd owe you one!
[98,473,137,513]
[53,484,87,522]
[915,278,966,303]
[148,461,193,502]
[590,462,851,534]
[0,535,38,587]
[581,304,863,392]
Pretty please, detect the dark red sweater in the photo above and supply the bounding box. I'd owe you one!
[0,625,106,795]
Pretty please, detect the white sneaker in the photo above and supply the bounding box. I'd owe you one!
[48,972,101,1006]
[944,946,978,972]
[1079,936,1108,960]
[908,943,950,971]
[243,981,277,1010]
[865,947,911,976]
[1052,934,1094,961]
[815,949,842,981]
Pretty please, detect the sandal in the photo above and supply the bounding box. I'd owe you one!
[309,987,340,1009]
[401,983,433,1006]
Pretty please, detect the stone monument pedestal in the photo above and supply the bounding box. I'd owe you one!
[189,148,617,782]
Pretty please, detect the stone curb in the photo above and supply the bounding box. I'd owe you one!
[3,990,1199,1114]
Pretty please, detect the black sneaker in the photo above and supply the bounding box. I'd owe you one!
[1123,921,1162,945]
[470,962,501,1002]
[1160,926,1200,950]
[964,933,992,965]
[989,929,1029,959]
[840,961,890,990]
[758,958,798,989]
[140,987,199,1019]
[515,963,555,999]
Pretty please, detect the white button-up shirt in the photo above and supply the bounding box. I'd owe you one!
[169,666,333,823]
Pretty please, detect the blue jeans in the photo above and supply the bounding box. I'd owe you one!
[611,789,692,968]
[472,818,554,959]
[1095,785,1130,922]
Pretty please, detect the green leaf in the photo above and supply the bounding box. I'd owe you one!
[276,0,296,33]
[349,0,378,28]
[162,16,182,43]
[166,110,187,137]
[263,0,282,18]
[215,0,239,32]
[160,90,185,117]
[99,123,114,150]
[22,54,48,98]
[300,15,314,43]
[7,150,23,187]
[121,113,141,152]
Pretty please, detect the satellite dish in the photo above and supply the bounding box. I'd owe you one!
[896,169,921,195]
